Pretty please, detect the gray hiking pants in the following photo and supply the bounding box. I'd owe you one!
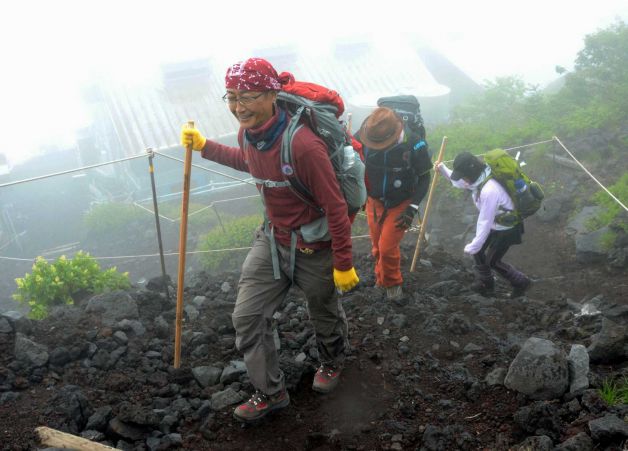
[232,227,348,396]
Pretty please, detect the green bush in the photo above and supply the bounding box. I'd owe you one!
[591,173,628,231]
[599,377,628,406]
[197,214,263,273]
[83,203,146,239]
[13,251,131,319]
[427,20,628,161]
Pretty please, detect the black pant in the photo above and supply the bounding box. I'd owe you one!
[473,223,523,268]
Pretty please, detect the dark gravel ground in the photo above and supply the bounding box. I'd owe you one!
[1,208,627,450]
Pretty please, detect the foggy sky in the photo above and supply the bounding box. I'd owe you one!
[1,0,627,164]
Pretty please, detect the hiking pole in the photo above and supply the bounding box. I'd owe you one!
[347,112,353,134]
[146,148,170,303]
[410,136,447,272]
[174,120,194,368]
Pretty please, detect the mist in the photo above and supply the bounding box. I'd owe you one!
[0,0,627,164]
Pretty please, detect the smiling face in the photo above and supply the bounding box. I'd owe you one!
[225,89,277,129]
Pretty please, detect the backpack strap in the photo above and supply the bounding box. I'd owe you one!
[242,134,293,189]
[250,177,292,189]
[243,133,301,282]
[477,175,521,226]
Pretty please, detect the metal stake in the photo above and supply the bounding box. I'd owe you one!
[147,148,170,302]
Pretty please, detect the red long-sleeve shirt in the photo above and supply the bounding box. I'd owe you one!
[200,111,353,271]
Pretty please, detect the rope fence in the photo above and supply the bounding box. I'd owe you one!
[553,136,627,212]
[0,135,626,264]
[0,234,373,263]
[152,150,256,186]
[440,138,555,164]
[0,153,148,188]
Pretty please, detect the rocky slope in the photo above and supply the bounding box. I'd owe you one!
[1,232,627,450]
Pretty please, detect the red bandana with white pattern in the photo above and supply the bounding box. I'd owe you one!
[225,57,287,91]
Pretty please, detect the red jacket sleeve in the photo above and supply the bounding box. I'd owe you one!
[200,139,249,173]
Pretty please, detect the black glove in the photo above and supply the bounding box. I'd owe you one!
[395,205,418,230]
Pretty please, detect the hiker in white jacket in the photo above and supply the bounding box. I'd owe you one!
[436,151,531,298]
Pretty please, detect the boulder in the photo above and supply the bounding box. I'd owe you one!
[587,318,628,363]
[14,333,49,369]
[568,344,589,393]
[85,291,139,326]
[504,337,569,400]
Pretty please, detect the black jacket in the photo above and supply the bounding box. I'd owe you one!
[361,132,432,209]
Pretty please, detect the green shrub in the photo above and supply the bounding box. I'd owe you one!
[197,214,263,273]
[599,230,617,251]
[426,20,628,164]
[590,172,628,233]
[13,251,131,319]
[599,377,628,406]
[83,203,146,239]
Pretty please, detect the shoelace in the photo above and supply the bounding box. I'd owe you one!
[248,391,268,406]
[319,366,336,377]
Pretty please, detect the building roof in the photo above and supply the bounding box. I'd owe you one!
[84,38,479,158]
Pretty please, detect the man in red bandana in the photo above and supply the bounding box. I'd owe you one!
[181,58,359,423]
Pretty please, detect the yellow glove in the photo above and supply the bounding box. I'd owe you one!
[180,124,206,151]
[333,267,359,293]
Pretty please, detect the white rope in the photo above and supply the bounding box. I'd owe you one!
[0,234,373,263]
[0,247,252,262]
[441,138,554,164]
[186,195,260,219]
[0,153,148,188]
[132,194,261,221]
[503,139,555,152]
[4,136,623,267]
[553,136,628,212]
[153,151,256,186]
[132,202,177,222]
[439,135,627,213]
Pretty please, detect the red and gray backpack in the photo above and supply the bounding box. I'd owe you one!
[276,74,367,219]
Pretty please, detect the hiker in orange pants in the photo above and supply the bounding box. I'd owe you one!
[366,198,413,291]
[356,107,432,300]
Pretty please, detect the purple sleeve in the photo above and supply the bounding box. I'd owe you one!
[464,187,500,254]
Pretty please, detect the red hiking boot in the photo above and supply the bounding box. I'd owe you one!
[233,389,290,423]
[312,365,342,394]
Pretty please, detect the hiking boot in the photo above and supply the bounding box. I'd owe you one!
[494,262,531,298]
[312,365,342,394]
[470,279,495,295]
[385,285,403,301]
[471,265,494,296]
[509,277,532,298]
[233,389,290,423]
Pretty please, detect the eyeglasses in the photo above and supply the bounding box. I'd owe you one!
[222,92,265,106]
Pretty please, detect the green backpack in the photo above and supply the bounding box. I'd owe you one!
[482,148,545,225]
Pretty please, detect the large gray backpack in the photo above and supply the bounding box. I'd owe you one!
[276,82,366,218]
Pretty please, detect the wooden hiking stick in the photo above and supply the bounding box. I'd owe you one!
[174,120,194,368]
[410,136,448,272]
[36,426,120,450]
